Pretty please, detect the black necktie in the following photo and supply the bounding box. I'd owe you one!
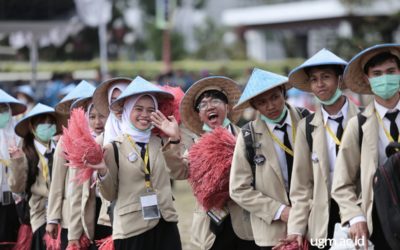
[329,116,344,155]
[276,124,293,190]
[136,142,147,160]
[385,110,399,141]
[44,148,54,182]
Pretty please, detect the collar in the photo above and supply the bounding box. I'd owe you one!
[265,111,292,131]
[34,140,55,155]
[321,98,349,125]
[374,99,400,118]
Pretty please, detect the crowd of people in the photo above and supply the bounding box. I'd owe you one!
[0,43,399,250]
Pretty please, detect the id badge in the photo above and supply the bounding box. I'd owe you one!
[207,207,229,226]
[2,191,12,206]
[140,192,160,220]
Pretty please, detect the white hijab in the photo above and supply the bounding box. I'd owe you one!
[121,94,158,144]
[103,83,128,145]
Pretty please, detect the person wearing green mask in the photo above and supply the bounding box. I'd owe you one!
[151,76,260,250]
[8,103,62,250]
[229,68,309,249]
[332,44,400,249]
[0,89,26,248]
[272,49,360,250]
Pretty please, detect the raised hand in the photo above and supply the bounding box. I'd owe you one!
[151,110,180,140]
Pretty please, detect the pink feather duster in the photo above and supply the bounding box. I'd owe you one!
[153,85,184,136]
[12,224,32,250]
[43,224,61,250]
[62,108,104,185]
[188,127,236,210]
[96,235,114,250]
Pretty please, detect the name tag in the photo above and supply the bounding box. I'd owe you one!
[140,192,160,220]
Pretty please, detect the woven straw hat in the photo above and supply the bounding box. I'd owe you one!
[93,77,132,116]
[55,80,95,114]
[15,103,63,137]
[0,89,26,116]
[344,43,400,94]
[180,76,243,135]
[289,48,347,92]
[110,76,173,110]
[234,68,291,110]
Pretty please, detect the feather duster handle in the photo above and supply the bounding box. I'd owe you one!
[43,224,61,250]
[153,85,184,136]
[188,127,236,210]
[62,108,104,185]
[96,235,114,250]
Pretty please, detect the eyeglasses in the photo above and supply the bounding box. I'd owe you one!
[197,99,224,111]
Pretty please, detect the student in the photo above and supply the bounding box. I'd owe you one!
[8,103,62,249]
[0,89,26,248]
[90,76,182,250]
[92,77,131,146]
[152,76,258,250]
[229,68,308,249]
[276,49,360,250]
[46,80,96,249]
[331,43,400,249]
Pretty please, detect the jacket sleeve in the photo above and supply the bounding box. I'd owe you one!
[8,155,28,193]
[67,168,84,240]
[97,143,118,201]
[229,129,282,224]
[47,141,68,222]
[287,119,313,235]
[161,141,190,180]
[331,116,363,225]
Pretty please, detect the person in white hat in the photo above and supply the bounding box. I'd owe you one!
[8,103,63,249]
[15,84,36,120]
[151,76,259,250]
[0,89,26,248]
[229,68,310,249]
[88,76,182,250]
[274,49,360,250]
[45,80,96,249]
[332,43,400,249]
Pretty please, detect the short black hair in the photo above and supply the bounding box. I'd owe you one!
[363,52,400,74]
[194,90,228,112]
[304,65,344,77]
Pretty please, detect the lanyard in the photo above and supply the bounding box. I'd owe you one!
[375,111,400,143]
[267,113,296,156]
[0,159,10,167]
[35,145,50,186]
[324,123,342,146]
[126,135,151,190]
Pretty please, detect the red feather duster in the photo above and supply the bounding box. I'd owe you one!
[43,224,61,250]
[153,85,184,136]
[96,235,114,250]
[188,127,236,210]
[12,224,32,250]
[62,108,104,185]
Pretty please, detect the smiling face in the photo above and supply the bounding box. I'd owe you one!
[129,95,156,131]
[89,105,106,135]
[308,67,341,101]
[195,90,229,130]
[250,86,286,120]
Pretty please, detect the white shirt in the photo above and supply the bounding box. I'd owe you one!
[265,112,293,220]
[321,99,349,186]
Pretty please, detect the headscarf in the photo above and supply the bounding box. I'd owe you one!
[121,94,158,144]
[103,83,128,145]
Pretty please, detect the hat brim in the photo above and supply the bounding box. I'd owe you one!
[70,97,93,111]
[289,63,346,92]
[344,44,400,94]
[9,102,27,116]
[93,77,132,117]
[55,99,77,114]
[180,76,243,136]
[15,111,64,138]
[233,81,292,111]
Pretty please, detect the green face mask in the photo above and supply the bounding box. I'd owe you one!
[0,112,10,128]
[260,105,288,124]
[35,123,56,142]
[315,88,342,106]
[369,74,400,100]
[202,118,231,132]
